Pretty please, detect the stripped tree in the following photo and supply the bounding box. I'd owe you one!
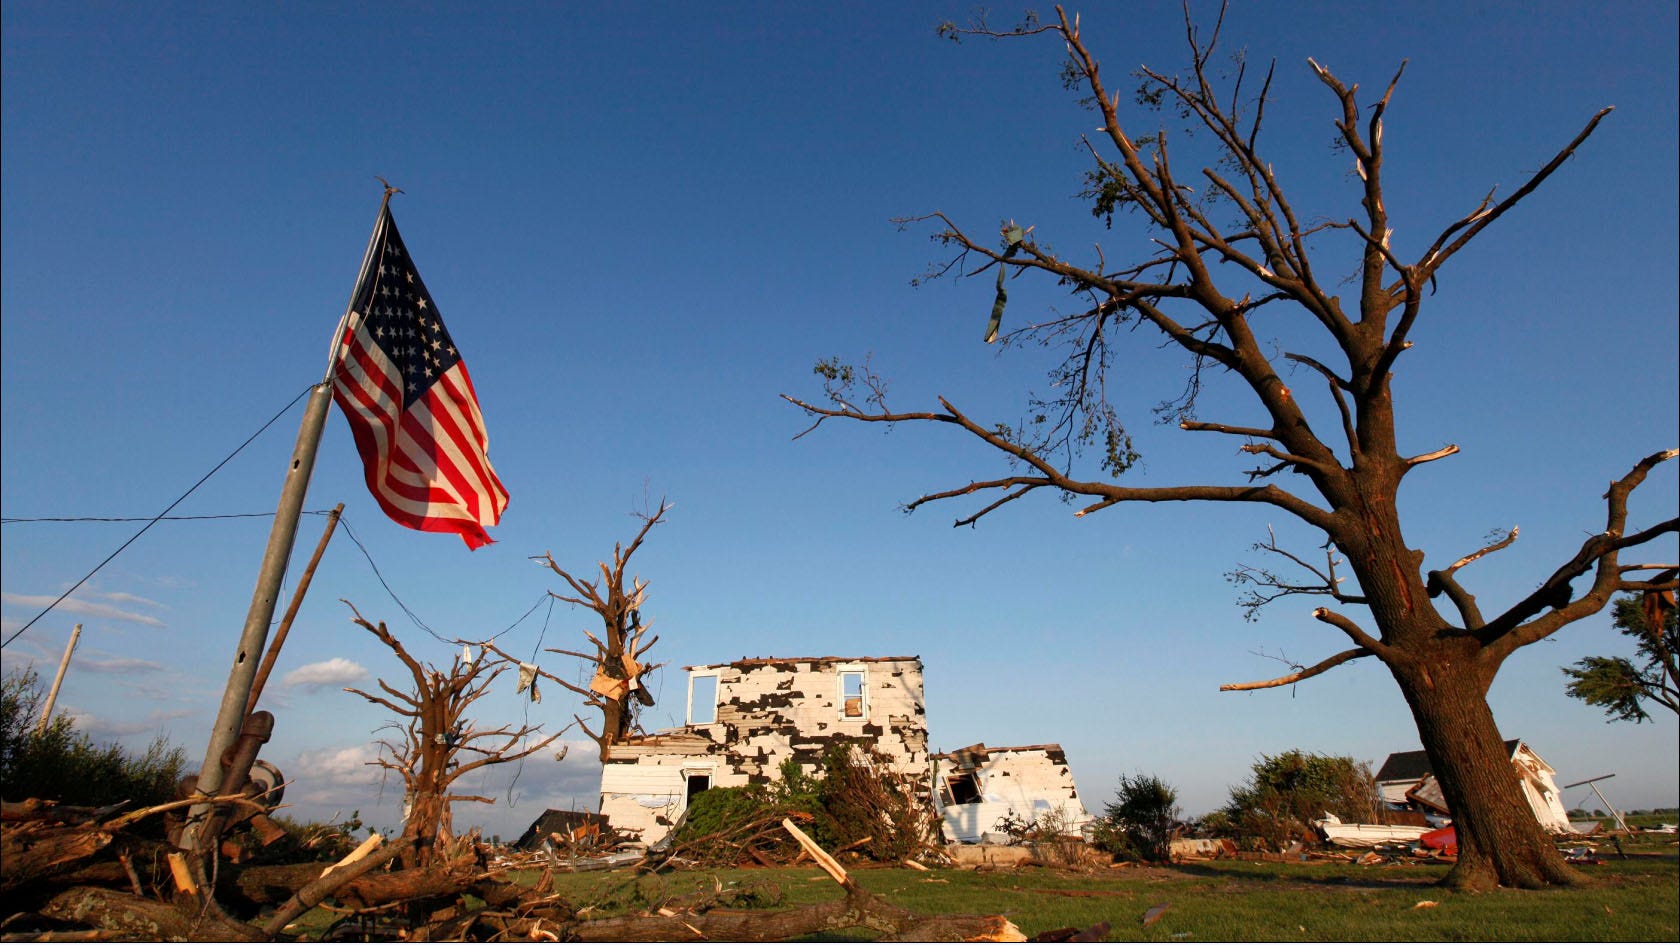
[784,7,1676,890]
[344,603,563,867]
[533,500,669,761]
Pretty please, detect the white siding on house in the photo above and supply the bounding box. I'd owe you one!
[1512,744,1572,833]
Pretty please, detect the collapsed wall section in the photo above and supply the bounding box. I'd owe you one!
[935,743,1093,844]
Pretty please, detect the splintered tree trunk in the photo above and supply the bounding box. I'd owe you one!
[1393,657,1580,890]
[403,792,450,869]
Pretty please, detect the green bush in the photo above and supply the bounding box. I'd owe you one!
[0,666,186,811]
[1220,750,1378,851]
[1092,773,1180,861]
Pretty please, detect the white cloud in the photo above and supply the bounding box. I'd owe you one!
[78,656,168,674]
[0,592,165,627]
[282,658,367,690]
[294,744,388,788]
[96,591,165,609]
[65,706,192,740]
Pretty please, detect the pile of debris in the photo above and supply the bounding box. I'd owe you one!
[1,797,1034,942]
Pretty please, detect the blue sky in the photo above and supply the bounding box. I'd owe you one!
[3,1,1675,838]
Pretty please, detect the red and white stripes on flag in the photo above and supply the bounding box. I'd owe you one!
[331,205,508,549]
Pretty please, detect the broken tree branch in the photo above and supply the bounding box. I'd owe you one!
[1220,646,1374,691]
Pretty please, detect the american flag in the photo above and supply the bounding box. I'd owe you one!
[331,206,508,549]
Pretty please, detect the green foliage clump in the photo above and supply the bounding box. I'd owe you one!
[1,666,186,812]
[1091,772,1179,861]
[1563,594,1678,723]
[670,758,827,866]
[1220,750,1378,851]
[814,742,936,862]
[669,743,933,865]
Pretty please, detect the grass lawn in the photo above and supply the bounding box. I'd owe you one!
[535,851,1679,942]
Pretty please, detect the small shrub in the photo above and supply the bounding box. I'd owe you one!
[993,806,1086,865]
[1092,773,1179,861]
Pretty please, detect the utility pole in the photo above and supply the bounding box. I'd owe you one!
[177,192,391,855]
[36,624,82,734]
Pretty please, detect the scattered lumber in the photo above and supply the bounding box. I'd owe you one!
[3,793,1037,943]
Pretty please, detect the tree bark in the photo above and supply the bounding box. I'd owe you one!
[1392,654,1581,890]
[38,887,263,943]
[0,824,112,894]
[235,861,474,909]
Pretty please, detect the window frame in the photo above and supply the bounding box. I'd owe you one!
[836,665,869,720]
[686,670,721,725]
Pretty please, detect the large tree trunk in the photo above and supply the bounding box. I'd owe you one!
[1392,655,1580,890]
[401,791,450,869]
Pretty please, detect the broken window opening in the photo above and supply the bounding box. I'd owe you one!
[838,668,868,720]
[687,672,719,725]
[686,772,712,804]
[945,772,982,805]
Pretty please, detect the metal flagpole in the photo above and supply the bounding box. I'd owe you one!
[178,191,393,854]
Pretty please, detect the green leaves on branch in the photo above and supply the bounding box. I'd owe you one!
[1562,595,1679,723]
[1092,772,1180,862]
[1221,750,1380,852]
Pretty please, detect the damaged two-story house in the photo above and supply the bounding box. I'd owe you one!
[595,655,1097,849]
[598,656,930,845]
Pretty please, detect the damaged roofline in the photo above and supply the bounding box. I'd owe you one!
[682,655,921,671]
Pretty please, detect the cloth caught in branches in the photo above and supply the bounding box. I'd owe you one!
[983,225,1027,344]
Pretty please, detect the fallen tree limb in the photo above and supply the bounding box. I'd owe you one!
[0,930,130,942]
[260,835,415,937]
[0,823,113,894]
[38,887,263,943]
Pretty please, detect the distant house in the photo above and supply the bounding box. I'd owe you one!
[934,743,1093,843]
[597,656,929,846]
[1375,739,1572,833]
[513,809,610,851]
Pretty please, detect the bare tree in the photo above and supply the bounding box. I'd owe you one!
[532,500,669,761]
[785,7,1675,890]
[344,603,564,867]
